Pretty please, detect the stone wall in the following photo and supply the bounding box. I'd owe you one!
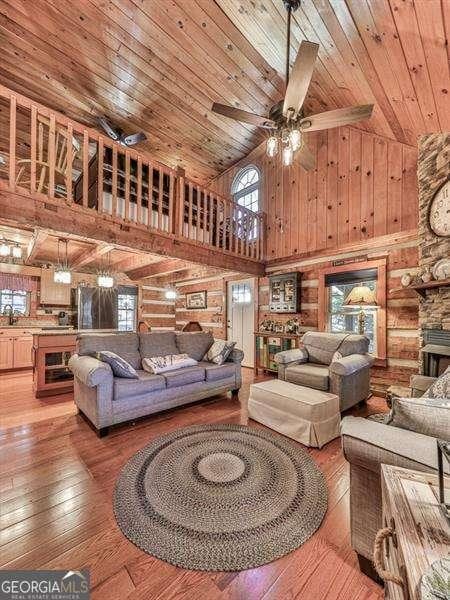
[417,133,450,333]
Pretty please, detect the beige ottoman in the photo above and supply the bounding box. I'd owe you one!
[248,379,340,448]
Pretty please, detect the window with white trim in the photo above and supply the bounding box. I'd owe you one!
[0,289,30,316]
[231,166,260,213]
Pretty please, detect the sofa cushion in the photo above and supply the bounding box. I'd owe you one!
[139,332,178,359]
[301,332,368,365]
[164,365,206,389]
[285,363,330,391]
[388,396,450,441]
[142,354,197,374]
[424,366,450,399]
[77,333,141,370]
[95,351,138,379]
[176,331,214,361]
[205,339,236,365]
[200,361,236,382]
[113,370,166,400]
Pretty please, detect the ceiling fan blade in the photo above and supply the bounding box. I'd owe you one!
[297,143,315,171]
[283,41,319,118]
[97,116,121,141]
[122,132,147,146]
[211,103,274,128]
[300,104,374,132]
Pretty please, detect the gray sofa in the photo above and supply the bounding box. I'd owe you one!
[341,372,449,581]
[275,332,374,411]
[69,331,243,436]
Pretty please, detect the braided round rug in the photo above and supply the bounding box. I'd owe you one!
[113,423,327,571]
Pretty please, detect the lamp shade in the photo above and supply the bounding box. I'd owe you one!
[343,285,377,308]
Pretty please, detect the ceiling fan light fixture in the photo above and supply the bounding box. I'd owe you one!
[266,136,279,158]
[282,143,294,167]
[289,128,302,152]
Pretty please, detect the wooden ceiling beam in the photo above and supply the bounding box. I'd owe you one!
[25,229,49,265]
[126,258,189,281]
[70,242,115,269]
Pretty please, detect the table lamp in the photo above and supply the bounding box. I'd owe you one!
[343,285,378,335]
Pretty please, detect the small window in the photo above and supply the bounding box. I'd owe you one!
[118,293,136,331]
[327,279,377,354]
[231,282,252,304]
[0,289,30,316]
[231,166,260,213]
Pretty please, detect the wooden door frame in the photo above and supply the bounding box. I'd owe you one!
[318,258,387,364]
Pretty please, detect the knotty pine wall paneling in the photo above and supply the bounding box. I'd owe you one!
[211,127,418,261]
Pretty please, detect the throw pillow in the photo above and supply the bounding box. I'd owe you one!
[95,351,138,379]
[426,367,450,399]
[142,353,197,374]
[176,331,214,361]
[388,396,450,441]
[205,340,236,365]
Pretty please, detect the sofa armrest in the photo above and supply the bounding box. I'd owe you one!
[69,354,113,387]
[340,416,446,475]
[227,348,244,364]
[330,353,374,376]
[410,374,436,397]
[274,348,308,365]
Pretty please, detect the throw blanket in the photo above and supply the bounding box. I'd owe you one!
[142,353,197,374]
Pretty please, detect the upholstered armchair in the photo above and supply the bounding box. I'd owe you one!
[275,332,374,411]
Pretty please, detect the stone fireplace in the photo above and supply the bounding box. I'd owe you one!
[417,133,450,374]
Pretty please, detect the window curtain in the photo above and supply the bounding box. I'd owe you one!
[0,273,38,292]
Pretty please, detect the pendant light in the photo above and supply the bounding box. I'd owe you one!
[12,243,22,259]
[54,239,72,284]
[97,250,114,288]
[0,239,10,257]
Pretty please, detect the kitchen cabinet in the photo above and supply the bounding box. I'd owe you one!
[33,333,77,397]
[0,329,37,370]
[0,336,14,369]
[40,268,71,305]
[13,336,33,368]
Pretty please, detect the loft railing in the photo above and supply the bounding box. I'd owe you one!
[0,85,265,262]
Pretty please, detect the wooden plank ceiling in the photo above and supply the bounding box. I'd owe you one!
[0,0,448,184]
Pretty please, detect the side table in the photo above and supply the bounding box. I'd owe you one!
[375,464,450,600]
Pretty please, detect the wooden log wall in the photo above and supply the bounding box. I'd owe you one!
[175,277,227,339]
[263,235,420,394]
[210,127,418,260]
[139,285,176,331]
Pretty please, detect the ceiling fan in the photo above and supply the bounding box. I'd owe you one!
[97,116,147,147]
[211,0,373,170]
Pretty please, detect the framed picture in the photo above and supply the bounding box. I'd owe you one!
[186,290,207,310]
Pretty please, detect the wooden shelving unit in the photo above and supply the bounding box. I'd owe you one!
[390,278,450,298]
[254,332,300,374]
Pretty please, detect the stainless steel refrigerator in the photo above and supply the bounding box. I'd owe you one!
[76,286,118,330]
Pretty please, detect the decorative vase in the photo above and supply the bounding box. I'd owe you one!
[421,268,432,283]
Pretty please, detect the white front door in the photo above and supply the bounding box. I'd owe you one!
[227,279,254,368]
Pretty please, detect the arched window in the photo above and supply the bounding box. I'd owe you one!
[231,166,260,213]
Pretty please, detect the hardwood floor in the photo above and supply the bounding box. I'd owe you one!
[0,368,386,599]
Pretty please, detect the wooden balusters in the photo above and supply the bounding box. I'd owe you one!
[65,122,73,202]
[8,95,16,190]
[136,155,142,225]
[188,183,193,240]
[125,150,130,220]
[1,89,264,262]
[97,137,104,213]
[30,105,37,194]
[112,145,118,218]
[168,172,174,234]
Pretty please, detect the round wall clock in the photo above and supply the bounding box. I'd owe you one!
[428,179,449,237]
